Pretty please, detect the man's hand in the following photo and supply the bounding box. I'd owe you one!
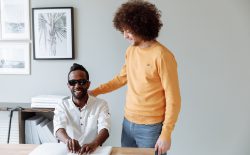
[78,128,109,154]
[154,138,171,155]
[55,128,81,153]
[88,90,96,96]
[78,142,99,154]
[66,138,81,153]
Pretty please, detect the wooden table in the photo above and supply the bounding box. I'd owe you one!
[0,144,155,155]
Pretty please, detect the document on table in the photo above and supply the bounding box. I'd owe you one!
[29,143,112,155]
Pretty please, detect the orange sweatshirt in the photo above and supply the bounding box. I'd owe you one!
[92,41,181,141]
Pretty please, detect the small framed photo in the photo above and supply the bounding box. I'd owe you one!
[32,7,74,60]
[0,0,30,40]
[0,42,30,74]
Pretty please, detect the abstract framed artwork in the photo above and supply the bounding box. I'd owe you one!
[32,7,74,60]
[0,0,30,40]
[0,42,30,74]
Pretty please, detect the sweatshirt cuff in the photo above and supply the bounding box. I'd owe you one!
[159,127,172,142]
[92,88,102,96]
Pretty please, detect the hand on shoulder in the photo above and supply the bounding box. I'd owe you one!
[88,90,96,97]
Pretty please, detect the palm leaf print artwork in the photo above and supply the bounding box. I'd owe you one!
[38,13,67,56]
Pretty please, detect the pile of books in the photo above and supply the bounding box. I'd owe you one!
[31,95,69,109]
[25,115,58,144]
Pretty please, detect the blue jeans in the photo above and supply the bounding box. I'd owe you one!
[121,118,167,155]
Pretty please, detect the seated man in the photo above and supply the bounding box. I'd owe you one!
[53,63,111,154]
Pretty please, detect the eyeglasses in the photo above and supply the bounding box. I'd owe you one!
[68,79,89,86]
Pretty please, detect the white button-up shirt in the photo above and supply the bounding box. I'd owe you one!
[53,96,111,145]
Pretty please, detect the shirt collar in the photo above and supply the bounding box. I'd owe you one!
[69,95,95,111]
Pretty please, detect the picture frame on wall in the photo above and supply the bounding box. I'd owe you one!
[32,7,74,60]
[0,42,30,74]
[0,0,30,40]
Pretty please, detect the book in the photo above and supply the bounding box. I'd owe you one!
[31,102,59,108]
[36,118,50,143]
[68,146,112,155]
[25,115,44,144]
[29,143,112,155]
[29,143,67,155]
[32,95,69,102]
[41,120,57,143]
[25,117,32,144]
[31,95,69,108]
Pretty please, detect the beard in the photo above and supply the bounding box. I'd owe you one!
[71,88,88,100]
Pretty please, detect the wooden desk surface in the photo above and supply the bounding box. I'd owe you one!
[0,144,155,155]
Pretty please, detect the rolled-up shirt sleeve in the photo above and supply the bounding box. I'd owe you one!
[97,101,111,133]
[53,102,68,136]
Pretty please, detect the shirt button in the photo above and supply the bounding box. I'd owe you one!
[81,123,83,126]
[80,117,82,119]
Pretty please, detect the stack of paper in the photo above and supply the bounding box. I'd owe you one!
[31,95,69,108]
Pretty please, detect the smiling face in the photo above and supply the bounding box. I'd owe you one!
[68,70,90,100]
[123,29,143,46]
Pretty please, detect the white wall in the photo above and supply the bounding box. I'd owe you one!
[0,0,249,155]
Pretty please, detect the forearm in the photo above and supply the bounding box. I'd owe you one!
[56,128,71,143]
[92,64,127,96]
[160,98,181,141]
[92,76,126,96]
[91,128,109,146]
[159,53,181,141]
[161,74,181,141]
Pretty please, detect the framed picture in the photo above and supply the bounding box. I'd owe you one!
[0,0,30,40]
[32,7,74,60]
[0,42,30,74]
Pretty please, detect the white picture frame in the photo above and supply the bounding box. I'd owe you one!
[0,42,30,74]
[0,0,30,40]
[32,7,74,60]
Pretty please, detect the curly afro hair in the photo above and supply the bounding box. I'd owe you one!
[113,0,163,41]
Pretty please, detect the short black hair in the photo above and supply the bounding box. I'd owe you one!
[113,0,163,41]
[68,63,89,80]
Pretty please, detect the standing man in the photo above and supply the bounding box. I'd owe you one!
[54,63,111,154]
[90,0,181,155]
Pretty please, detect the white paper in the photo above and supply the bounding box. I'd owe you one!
[29,143,67,155]
[29,143,112,155]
